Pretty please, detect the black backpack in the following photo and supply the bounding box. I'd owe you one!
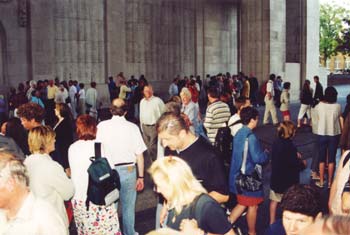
[86,142,121,210]
[214,119,242,166]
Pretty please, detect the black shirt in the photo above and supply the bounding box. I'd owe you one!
[167,194,232,234]
[167,136,228,195]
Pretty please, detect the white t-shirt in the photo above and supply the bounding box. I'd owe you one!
[139,96,165,125]
[314,102,342,136]
[228,114,243,137]
[68,139,102,201]
[96,116,147,166]
[0,192,67,235]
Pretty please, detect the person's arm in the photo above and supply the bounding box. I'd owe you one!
[49,162,75,200]
[249,134,269,164]
[208,191,229,203]
[136,153,144,191]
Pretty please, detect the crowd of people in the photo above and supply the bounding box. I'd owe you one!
[0,71,349,235]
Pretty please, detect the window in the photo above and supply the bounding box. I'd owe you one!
[346,58,350,69]
[334,58,341,70]
[326,59,331,69]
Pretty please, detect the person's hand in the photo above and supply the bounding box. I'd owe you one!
[180,219,203,235]
[136,178,144,191]
[297,152,302,159]
[65,168,71,178]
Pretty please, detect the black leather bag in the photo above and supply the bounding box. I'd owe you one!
[235,138,263,193]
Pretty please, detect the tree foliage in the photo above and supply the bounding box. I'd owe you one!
[319,4,347,64]
[337,19,350,55]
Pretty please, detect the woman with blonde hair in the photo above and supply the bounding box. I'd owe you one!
[269,121,306,224]
[180,87,199,134]
[24,125,74,230]
[149,156,234,235]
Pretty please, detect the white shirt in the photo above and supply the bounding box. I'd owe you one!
[69,140,108,201]
[314,102,342,136]
[24,153,74,228]
[69,85,77,102]
[85,87,98,108]
[266,80,274,97]
[78,89,85,100]
[228,113,243,137]
[96,116,147,165]
[0,192,67,235]
[54,88,68,104]
[139,96,165,125]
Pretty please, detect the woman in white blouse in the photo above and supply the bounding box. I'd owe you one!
[68,114,120,235]
[24,125,74,230]
[314,86,343,188]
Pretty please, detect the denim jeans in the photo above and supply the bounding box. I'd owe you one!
[318,135,340,163]
[115,165,137,235]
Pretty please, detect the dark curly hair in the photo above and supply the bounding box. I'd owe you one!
[240,107,259,125]
[17,102,45,123]
[281,184,321,218]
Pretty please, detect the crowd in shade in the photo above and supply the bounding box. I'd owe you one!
[0,71,350,235]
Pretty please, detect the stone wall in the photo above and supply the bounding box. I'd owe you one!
[0,0,28,88]
[106,0,238,94]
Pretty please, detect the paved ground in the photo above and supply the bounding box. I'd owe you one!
[72,84,350,235]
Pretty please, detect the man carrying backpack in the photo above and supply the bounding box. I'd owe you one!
[96,98,147,235]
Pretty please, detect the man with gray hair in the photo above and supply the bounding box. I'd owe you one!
[0,151,67,235]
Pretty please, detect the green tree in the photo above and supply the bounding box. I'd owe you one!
[319,4,347,65]
[337,19,350,55]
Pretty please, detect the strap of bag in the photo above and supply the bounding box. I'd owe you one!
[240,138,249,174]
[94,142,102,159]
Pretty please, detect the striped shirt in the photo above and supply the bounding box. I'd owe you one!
[203,101,231,144]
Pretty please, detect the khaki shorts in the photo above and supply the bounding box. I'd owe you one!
[269,190,283,202]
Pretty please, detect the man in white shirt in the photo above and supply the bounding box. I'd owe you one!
[0,151,67,235]
[96,98,146,235]
[263,74,278,125]
[85,81,98,116]
[68,80,78,119]
[139,85,165,162]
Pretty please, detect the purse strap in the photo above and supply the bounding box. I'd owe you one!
[240,138,249,174]
[94,142,102,159]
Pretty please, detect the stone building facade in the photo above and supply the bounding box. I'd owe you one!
[0,0,319,101]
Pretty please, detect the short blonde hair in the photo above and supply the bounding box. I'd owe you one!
[180,87,192,100]
[148,157,206,214]
[28,125,56,154]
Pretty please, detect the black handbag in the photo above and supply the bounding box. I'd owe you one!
[235,138,263,194]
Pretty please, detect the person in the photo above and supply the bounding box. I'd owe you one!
[24,125,74,229]
[279,82,291,121]
[3,117,28,157]
[180,87,199,135]
[139,85,165,162]
[203,87,231,144]
[108,76,118,102]
[68,80,78,119]
[0,151,67,235]
[265,184,322,235]
[68,115,121,234]
[119,80,131,100]
[241,76,250,99]
[269,121,306,224]
[11,83,28,117]
[53,103,74,172]
[314,86,342,188]
[301,215,350,235]
[96,98,146,235]
[0,124,25,159]
[297,80,313,127]
[263,74,278,125]
[228,106,269,235]
[157,112,229,207]
[30,90,45,108]
[339,94,350,151]
[17,102,45,130]
[168,78,179,98]
[77,83,86,116]
[85,81,98,115]
[328,150,350,215]
[54,84,69,104]
[148,156,234,235]
[313,75,323,107]
[227,96,250,137]
[26,80,37,101]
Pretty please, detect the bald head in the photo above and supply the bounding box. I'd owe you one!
[110,98,127,116]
